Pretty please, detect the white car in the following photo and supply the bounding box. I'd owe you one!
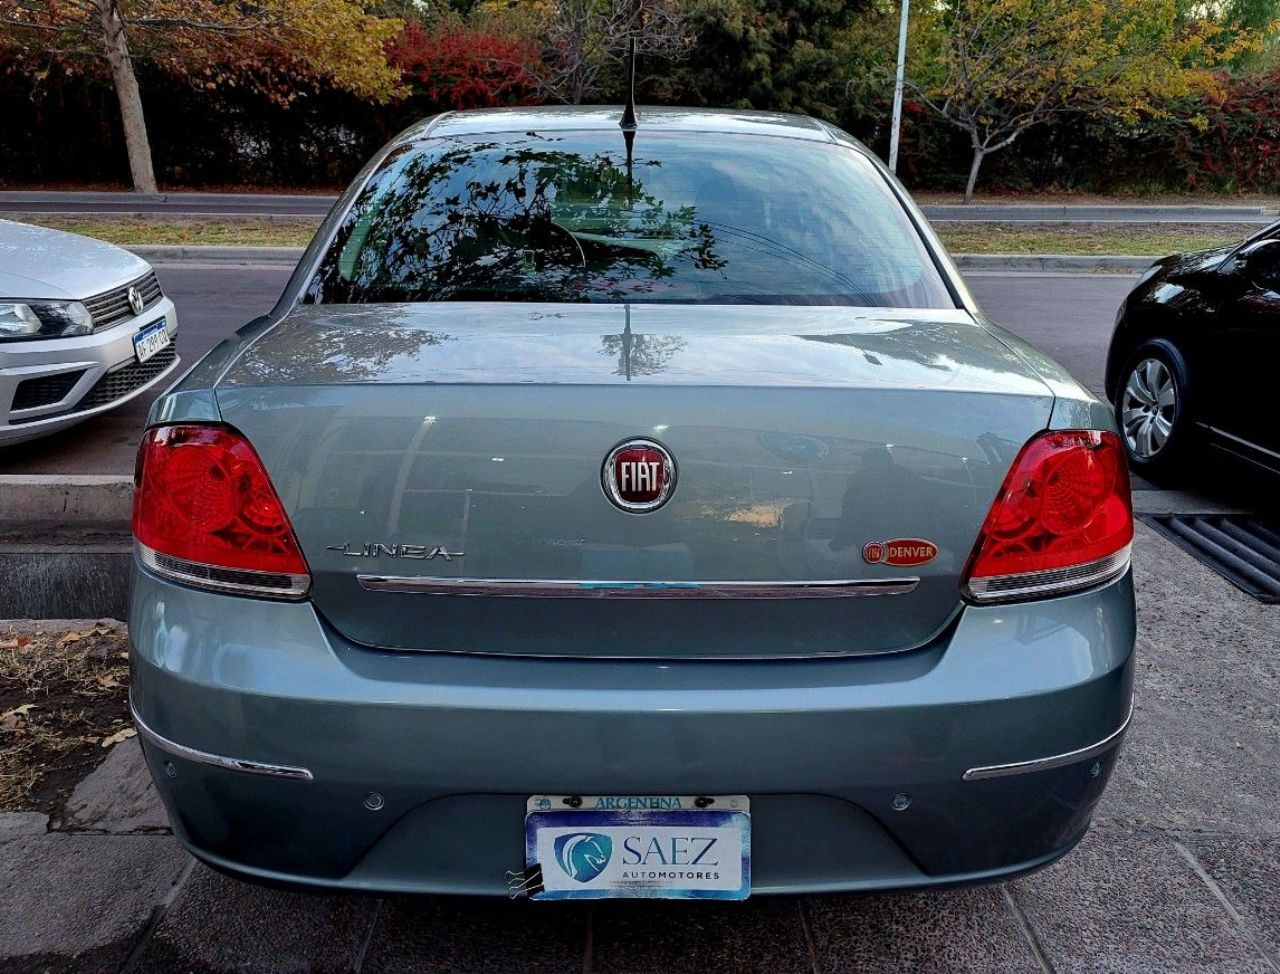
[0,220,179,445]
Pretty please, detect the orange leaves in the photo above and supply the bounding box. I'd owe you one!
[388,20,541,111]
[0,0,403,102]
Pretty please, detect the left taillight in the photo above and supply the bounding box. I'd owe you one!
[133,424,310,600]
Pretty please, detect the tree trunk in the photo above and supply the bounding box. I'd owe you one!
[964,146,985,203]
[96,0,157,193]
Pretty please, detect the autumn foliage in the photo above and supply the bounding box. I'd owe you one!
[388,21,540,112]
[2,0,1280,193]
[1159,67,1280,191]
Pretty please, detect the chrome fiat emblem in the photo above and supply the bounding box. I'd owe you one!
[127,285,145,316]
[602,439,676,513]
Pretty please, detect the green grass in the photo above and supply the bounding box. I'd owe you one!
[19,216,319,248]
[12,216,1250,256]
[935,222,1243,256]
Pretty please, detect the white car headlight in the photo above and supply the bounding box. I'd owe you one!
[0,300,94,340]
[0,303,42,337]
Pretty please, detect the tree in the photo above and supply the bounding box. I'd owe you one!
[477,0,693,105]
[0,0,402,193]
[659,0,879,120]
[904,0,1247,200]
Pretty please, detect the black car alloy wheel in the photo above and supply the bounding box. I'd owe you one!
[1116,339,1192,479]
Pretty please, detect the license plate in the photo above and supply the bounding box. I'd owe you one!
[133,319,170,364]
[524,795,750,900]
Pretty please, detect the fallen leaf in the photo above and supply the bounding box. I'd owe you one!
[96,674,120,689]
[16,635,31,647]
[0,704,36,731]
[58,631,82,645]
[100,728,137,748]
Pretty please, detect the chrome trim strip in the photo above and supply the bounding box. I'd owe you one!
[136,541,311,600]
[130,699,314,781]
[356,575,920,599]
[1209,426,1280,462]
[964,546,1131,604]
[963,701,1134,781]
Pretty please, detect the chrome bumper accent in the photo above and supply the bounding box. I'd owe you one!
[964,546,1131,604]
[130,698,313,781]
[963,701,1134,781]
[137,541,311,600]
[356,575,920,599]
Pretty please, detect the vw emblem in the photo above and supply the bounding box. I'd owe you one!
[602,438,676,513]
[127,285,145,316]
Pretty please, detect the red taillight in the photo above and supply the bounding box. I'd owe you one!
[133,425,310,599]
[963,430,1133,603]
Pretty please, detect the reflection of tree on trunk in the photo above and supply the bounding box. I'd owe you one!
[599,313,687,378]
[237,321,451,384]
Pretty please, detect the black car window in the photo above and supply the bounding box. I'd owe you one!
[308,132,955,308]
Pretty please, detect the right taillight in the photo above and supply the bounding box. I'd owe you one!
[133,424,310,600]
[962,430,1133,604]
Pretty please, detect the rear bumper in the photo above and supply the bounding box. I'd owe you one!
[0,299,178,445]
[129,565,1136,896]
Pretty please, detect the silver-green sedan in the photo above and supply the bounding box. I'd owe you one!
[128,107,1135,901]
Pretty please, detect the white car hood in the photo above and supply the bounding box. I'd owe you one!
[0,219,150,300]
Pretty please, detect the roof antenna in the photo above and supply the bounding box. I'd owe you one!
[620,36,637,201]
[620,35,637,130]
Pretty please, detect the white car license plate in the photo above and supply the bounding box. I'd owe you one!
[133,319,170,364]
[524,795,750,900]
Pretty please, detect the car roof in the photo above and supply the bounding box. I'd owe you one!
[394,106,860,150]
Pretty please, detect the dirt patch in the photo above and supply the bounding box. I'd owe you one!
[0,620,131,813]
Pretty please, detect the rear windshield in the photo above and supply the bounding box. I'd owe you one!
[306,131,955,308]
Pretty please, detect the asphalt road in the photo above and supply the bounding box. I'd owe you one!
[1,191,1276,224]
[0,268,1139,475]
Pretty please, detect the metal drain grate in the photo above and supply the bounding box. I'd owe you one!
[1142,514,1280,603]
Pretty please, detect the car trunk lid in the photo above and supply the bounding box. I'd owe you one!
[214,303,1054,659]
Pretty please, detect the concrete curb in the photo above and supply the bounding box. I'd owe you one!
[128,245,1157,273]
[0,210,321,223]
[953,254,1155,272]
[128,244,305,266]
[0,475,133,524]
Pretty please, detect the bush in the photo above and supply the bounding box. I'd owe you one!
[1156,68,1280,192]
[388,21,542,113]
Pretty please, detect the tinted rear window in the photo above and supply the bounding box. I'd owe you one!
[307,132,954,308]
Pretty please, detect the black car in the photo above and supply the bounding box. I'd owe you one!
[1107,224,1280,481]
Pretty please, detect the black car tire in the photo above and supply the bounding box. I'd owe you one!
[1113,339,1196,482]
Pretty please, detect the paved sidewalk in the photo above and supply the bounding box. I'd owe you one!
[3,522,1279,973]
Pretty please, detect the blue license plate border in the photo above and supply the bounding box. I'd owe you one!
[132,318,169,363]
